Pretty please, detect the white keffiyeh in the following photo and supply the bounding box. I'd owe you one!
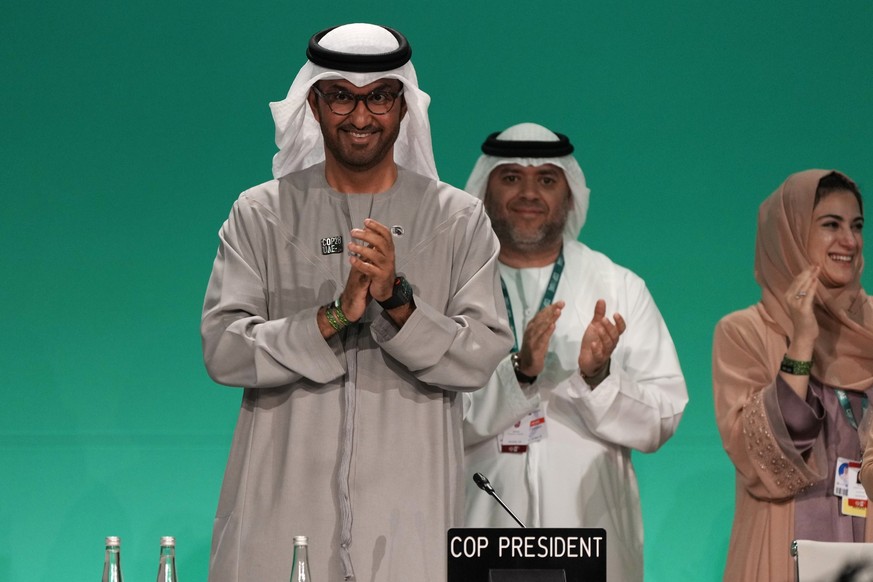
[269,23,437,181]
[464,122,591,239]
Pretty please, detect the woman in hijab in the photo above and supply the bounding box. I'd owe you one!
[713,169,873,581]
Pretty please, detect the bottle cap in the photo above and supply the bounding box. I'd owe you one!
[105,536,121,547]
[160,536,176,547]
[293,535,308,545]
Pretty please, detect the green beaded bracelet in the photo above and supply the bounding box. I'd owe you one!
[324,306,340,331]
[332,298,351,327]
[780,355,812,376]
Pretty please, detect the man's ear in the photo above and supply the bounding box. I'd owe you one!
[307,87,321,122]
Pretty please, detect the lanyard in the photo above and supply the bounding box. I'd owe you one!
[500,248,565,353]
[835,389,868,431]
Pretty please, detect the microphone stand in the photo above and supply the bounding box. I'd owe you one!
[473,472,526,528]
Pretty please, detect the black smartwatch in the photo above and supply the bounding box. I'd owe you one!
[377,276,413,310]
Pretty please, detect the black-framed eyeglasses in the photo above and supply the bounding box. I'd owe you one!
[311,85,404,116]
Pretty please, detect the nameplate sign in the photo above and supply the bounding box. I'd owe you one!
[447,528,606,582]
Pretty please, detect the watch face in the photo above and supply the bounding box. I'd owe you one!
[397,277,412,301]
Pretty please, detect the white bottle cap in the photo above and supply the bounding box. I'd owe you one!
[160,536,176,547]
[293,535,308,545]
[105,536,121,547]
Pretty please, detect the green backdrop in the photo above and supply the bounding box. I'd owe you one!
[2,1,871,580]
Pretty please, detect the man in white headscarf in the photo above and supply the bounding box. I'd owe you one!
[462,123,688,582]
[201,23,512,582]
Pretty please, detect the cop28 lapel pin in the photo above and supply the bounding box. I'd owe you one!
[321,235,343,255]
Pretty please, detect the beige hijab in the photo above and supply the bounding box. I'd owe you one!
[755,169,873,389]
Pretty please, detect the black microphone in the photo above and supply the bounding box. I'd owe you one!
[472,472,526,528]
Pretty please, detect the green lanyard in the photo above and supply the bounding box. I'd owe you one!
[835,388,868,431]
[500,248,565,353]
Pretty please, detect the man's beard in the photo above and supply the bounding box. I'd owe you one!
[489,215,565,253]
[485,196,569,253]
[321,121,401,172]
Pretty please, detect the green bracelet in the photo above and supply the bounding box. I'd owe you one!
[780,355,812,376]
[325,304,343,331]
[332,298,351,327]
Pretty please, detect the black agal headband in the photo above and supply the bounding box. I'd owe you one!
[306,25,412,73]
[481,131,575,158]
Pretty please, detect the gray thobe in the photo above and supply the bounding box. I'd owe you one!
[201,164,512,582]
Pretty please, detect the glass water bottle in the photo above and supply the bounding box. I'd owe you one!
[155,536,178,582]
[289,535,311,582]
[102,536,124,582]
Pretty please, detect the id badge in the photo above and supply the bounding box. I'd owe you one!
[499,419,530,454]
[842,465,869,518]
[528,408,547,444]
[835,457,859,497]
[498,409,547,453]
